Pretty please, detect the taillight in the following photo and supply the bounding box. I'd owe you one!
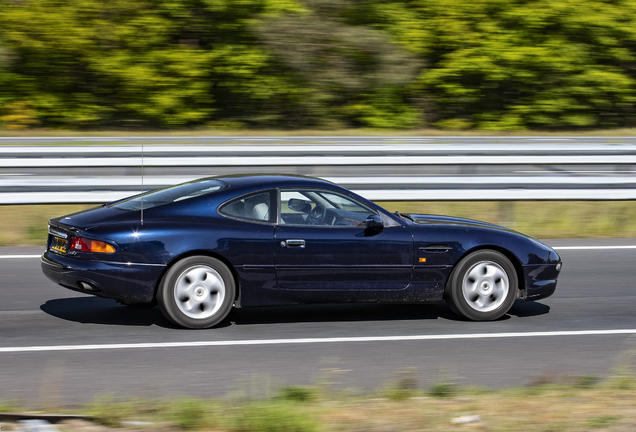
[70,236,116,253]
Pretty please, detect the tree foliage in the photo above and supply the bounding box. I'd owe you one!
[361,0,636,130]
[0,0,636,130]
[255,3,421,128]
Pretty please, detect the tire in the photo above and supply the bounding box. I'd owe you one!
[446,250,518,321]
[157,256,235,329]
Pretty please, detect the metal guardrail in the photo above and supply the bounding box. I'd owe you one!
[0,137,635,204]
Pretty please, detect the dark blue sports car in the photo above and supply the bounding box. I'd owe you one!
[41,174,561,328]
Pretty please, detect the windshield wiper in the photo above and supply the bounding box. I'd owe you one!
[394,211,414,222]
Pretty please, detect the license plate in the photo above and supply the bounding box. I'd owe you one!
[50,236,67,254]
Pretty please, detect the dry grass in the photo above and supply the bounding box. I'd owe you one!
[2,381,636,432]
[0,204,93,247]
[2,201,636,246]
[383,200,636,239]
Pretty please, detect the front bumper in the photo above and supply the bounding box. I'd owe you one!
[523,263,561,301]
[41,250,166,304]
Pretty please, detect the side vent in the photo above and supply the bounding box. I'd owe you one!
[419,245,451,253]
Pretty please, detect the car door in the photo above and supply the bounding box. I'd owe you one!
[274,188,413,290]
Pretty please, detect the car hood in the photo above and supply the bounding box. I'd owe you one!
[406,214,513,231]
[51,205,139,230]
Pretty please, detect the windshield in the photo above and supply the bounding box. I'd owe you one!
[109,178,226,211]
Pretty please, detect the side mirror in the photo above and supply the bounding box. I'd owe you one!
[288,198,312,213]
[365,214,384,234]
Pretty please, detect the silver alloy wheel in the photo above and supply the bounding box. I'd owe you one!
[174,265,226,319]
[461,260,509,313]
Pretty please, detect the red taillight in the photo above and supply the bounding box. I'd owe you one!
[70,236,115,253]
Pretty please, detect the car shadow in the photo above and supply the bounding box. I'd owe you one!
[227,302,464,325]
[508,300,551,318]
[228,300,549,326]
[40,297,550,328]
[40,297,178,328]
[40,297,460,328]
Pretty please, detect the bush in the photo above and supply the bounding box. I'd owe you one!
[170,397,215,430]
[233,401,320,432]
[0,101,39,130]
[276,386,318,403]
[428,382,456,398]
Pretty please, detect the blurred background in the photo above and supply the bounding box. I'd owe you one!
[1,0,636,244]
[1,2,636,429]
[0,0,635,131]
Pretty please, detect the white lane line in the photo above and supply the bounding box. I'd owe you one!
[515,170,635,174]
[1,329,635,353]
[0,255,41,259]
[553,246,636,250]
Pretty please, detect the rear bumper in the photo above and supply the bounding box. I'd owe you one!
[523,263,560,301]
[41,250,165,303]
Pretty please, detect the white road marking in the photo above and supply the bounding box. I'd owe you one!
[553,246,636,250]
[515,170,634,174]
[0,255,41,259]
[0,310,42,316]
[1,329,635,353]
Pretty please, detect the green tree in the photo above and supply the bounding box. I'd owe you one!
[360,0,636,130]
[2,0,636,130]
[0,0,303,128]
[255,1,422,128]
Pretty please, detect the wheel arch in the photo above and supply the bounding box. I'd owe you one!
[444,245,525,300]
[153,250,241,304]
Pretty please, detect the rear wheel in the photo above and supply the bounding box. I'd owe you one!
[158,256,235,329]
[446,250,517,321]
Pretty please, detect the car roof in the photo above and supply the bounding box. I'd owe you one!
[212,174,337,191]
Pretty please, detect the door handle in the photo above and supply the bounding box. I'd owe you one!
[282,239,305,248]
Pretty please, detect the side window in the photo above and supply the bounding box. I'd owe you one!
[279,189,376,226]
[280,190,315,225]
[319,192,371,213]
[219,191,273,223]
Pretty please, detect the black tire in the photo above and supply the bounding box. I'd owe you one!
[446,250,518,321]
[157,256,235,329]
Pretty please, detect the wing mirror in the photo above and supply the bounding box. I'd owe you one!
[365,214,384,234]
[288,198,312,213]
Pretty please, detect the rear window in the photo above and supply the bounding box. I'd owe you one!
[109,179,226,211]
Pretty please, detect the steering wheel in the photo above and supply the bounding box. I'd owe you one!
[307,205,326,225]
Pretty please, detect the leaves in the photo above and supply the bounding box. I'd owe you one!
[0,0,636,129]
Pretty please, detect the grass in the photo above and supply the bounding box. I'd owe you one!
[3,375,636,432]
[2,201,636,247]
[383,200,636,239]
[0,204,93,247]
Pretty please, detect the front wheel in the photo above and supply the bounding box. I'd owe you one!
[157,256,235,329]
[446,250,518,321]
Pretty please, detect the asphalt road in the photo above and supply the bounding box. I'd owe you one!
[1,239,636,406]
